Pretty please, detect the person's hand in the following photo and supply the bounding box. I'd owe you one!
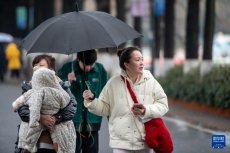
[53,116,58,124]
[13,108,17,112]
[131,105,146,115]
[56,76,62,82]
[83,89,94,102]
[68,72,76,83]
[40,114,56,129]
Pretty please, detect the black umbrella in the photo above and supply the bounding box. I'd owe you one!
[20,3,142,55]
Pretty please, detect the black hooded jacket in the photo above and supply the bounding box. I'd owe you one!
[18,80,77,123]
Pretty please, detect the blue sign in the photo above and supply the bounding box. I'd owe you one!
[212,135,225,149]
[155,0,165,16]
[16,6,27,30]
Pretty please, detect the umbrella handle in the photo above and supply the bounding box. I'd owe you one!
[89,91,96,100]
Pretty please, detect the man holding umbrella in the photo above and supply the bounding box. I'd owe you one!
[58,49,108,153]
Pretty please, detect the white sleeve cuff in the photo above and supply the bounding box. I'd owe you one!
[12,102,19,110]
[84,99,97,109]
[139,105,151,119]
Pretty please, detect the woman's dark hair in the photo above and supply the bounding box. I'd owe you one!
[117,46,141,70]
[32,54,56,71]
[77,49,97,65]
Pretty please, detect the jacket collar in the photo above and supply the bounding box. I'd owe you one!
[120,69,153,85]
[59,81,71,89]
[73,59,99,73]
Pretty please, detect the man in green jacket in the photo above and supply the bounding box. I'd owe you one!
[58,50,108,153]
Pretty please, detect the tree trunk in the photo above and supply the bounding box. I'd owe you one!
[63,0,73,13]
[203,0,215,60]
[149,0,155,75]
[155,16,163,58]
[34,0,54,27]
[164,0,175,58]
[186,0,199,59]
[116,0,125,22]
[96,0,110,13]
[116,0,126,49]
[134,17,142,48]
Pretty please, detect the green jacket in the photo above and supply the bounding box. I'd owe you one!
[58,60,108,132]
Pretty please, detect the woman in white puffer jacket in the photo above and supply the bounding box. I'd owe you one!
[83,46,169,153]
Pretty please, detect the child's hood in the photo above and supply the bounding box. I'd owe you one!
[32,67,61,91]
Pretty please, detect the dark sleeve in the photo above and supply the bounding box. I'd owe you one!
[17,81,31,123]
[21,82,31,94]
[54,82,77,123]
[17,106,30,123]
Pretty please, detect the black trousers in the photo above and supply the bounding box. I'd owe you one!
[75,131,99,153]
[11,70,19,78]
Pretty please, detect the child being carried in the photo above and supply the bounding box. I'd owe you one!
[12,67,76,153]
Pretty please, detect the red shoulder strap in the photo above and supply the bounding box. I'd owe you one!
[120,75,139,104]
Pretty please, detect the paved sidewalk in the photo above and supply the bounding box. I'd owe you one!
[166,99,230,132]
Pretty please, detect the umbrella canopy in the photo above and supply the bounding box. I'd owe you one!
[20,4,142,55]
[0,32,14,43]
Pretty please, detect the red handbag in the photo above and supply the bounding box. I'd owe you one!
[121,76,173,153]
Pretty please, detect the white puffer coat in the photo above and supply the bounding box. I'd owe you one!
[84,70,168,150]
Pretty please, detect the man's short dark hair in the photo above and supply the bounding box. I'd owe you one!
[77,49,97,65]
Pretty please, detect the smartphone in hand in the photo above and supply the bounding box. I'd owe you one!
[133,103,144,109]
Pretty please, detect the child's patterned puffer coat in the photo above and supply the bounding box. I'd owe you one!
[12,67,76,153]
